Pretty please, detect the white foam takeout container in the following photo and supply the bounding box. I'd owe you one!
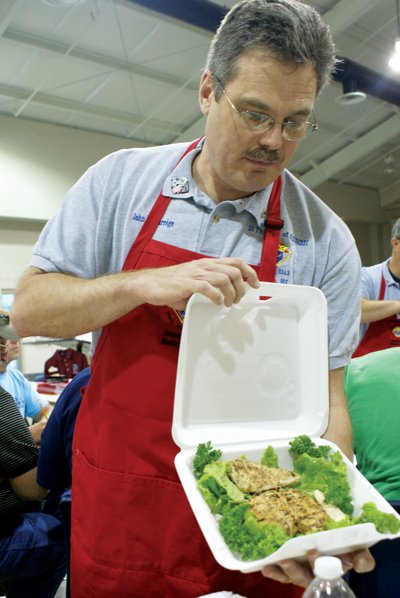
[173,282,400,572]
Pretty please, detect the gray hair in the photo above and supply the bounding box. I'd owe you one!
[392,218,400,239]
[206,0,337,96]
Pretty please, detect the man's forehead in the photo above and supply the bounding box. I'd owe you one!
[227,58,317,111]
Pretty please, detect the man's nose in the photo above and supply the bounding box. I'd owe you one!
[256,123,285,149]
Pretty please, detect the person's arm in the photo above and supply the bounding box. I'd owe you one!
[322,367,353,460]
[0,386,48,500]
[31,402,52,424]
[11,260,260,338]
[360,296,400,324]
[8,467,48,501]
[29,419,47,445]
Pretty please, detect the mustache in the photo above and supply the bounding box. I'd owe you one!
[244,148,283,163]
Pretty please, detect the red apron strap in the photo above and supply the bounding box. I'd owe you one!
[259,175,283,282]
[378,274,386,300]
[124,138,202,269]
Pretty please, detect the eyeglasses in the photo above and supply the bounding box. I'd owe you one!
[215,78,318,141]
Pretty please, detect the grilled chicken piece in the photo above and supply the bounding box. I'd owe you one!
[227,459,300,493]
[249,488,328,535]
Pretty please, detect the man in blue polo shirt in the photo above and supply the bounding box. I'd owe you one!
[353,218,400,357]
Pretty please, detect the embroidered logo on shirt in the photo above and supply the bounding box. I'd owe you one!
[277,243,292,266]
[171,177,189,194]
[392,326,400,339]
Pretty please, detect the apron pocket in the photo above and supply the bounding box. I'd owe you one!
[72,450,214,584]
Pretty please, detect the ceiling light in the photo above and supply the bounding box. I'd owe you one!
[389,38,400,72]
[335,79,367,106]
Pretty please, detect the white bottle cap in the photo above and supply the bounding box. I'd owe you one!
[314,556,344,580]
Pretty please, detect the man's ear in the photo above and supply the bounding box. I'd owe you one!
[199,70,214,116]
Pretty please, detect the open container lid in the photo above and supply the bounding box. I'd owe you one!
[172,282,329,449]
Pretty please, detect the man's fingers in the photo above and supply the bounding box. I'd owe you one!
[201,259,259,305]
[261,564,292,584]
[137,257,259,309]
[307,548,375,576]
[344,549,375,574]
[214,258,260,290]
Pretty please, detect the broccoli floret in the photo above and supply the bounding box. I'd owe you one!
[293,451,353,515]
[260,445,279,468]
[289,435,331,460]
[219,502,290,561]
[355,502,400,534]
[197,461,245,514]
[193,441,222,480]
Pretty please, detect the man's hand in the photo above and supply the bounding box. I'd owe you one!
[133,257,260,310]
[30,419,47,445]
[12,260,259,339]
[261,548,375,588]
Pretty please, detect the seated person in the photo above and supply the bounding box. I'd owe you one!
[344,347,400,598]
[0,314,50,444]
[0,381,67,597]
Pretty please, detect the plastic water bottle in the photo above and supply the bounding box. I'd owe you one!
[302,556,356,597]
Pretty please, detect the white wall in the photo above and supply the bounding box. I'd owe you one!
[314,180,392,266]
[0,114,138,287]
[0,114,138,222]
[0,220,44,288]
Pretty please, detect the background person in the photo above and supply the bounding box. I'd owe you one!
[0,331,50,445]
[353,218,400,358]
[11,0,373,595]
[344,347,400,597]
[0,335,67,598]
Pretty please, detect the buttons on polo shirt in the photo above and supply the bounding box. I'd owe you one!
[213,215,220,223]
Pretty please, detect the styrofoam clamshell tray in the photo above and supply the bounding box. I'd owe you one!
[172,282,400,572]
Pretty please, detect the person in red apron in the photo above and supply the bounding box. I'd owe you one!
[70,142,302,597]
[11,2,375,595]
[353,276,400,358]
[354,220,400,358]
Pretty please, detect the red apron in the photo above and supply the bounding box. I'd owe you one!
[353,274,400,358]
[71,140,302,598]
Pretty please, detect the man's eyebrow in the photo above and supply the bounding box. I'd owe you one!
[239,97,312,117]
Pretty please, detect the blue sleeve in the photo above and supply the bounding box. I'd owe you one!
[37,404,69,489]
[37,368,90,490]
[20,375,48,419]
